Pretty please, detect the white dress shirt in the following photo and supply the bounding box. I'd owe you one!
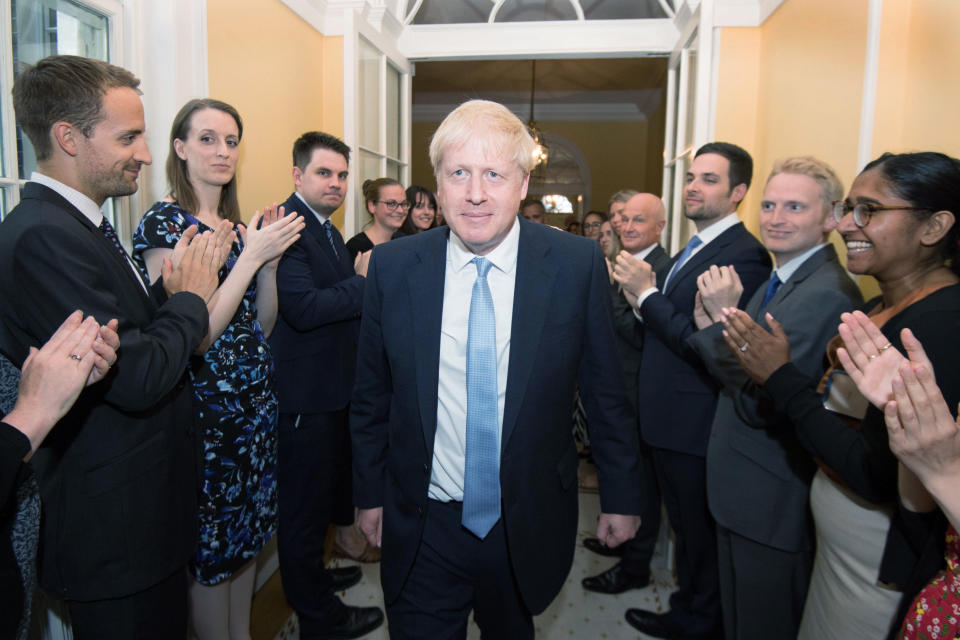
[428,219,519,501]
[294,191,331,224]
[773,243,827,283]
[31,171,148,294]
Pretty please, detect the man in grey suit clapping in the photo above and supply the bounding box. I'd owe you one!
[687,156,863,640]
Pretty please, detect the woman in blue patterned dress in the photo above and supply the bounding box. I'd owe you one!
[132,98,304,640]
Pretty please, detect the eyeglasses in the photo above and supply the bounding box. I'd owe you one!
[378,200,410,211]
[583,222,603,229]
[831,200,929,228]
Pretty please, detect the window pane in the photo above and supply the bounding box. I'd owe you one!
[12,0,109,179]
[386,64,400,159]
[386,160,403,184]
[359,151,381,221]
[1,187,8,218]
[358,40,380,152]
[0,100,5,178]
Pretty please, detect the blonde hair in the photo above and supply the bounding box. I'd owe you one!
[429,100,537,178]
[766,156,843,215]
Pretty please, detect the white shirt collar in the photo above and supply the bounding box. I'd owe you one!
[30,171,104,226]
[774,243,827,283]
[447,217,520,276]
[293,191,331,224]
[693,211,741,246]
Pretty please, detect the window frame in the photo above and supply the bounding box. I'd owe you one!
[0,0,130,233]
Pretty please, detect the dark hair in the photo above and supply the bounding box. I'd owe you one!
[292,131,351,170]
[695,141,754,193]
[166,99,243,224]
[13,55,141,162]
[400,185,438,235]
[863,151,960,273]
[520,197,545,212]
[584,210,608,223]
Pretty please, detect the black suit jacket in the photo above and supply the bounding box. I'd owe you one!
[269,193,364,413]
[638,221,772,456]
[688,245,861,552]
[350,219,642,613]
[610,244,670,409]
[0,182,208,601]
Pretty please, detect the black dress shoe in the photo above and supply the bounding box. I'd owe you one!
[329,566,363,591]
[582,537,624,557]
[582,562,650,594]
[323,605,384,639]
[624,609,677,639]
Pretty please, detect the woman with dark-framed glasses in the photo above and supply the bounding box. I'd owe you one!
[718,151,960,640]
[346,177,408,261]
[582,210,607,241]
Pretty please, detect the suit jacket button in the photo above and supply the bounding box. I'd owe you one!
[422,463,429,474]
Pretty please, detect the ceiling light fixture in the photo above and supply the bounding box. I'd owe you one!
[528,60,549,168]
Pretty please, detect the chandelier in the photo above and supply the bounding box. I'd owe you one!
[528,60,549,167]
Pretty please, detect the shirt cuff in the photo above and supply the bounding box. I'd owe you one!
[632,287,660,321]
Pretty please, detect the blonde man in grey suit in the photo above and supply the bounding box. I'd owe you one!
[687,156,863,640]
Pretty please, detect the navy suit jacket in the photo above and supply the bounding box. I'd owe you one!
[688,244,861,552]
[350,218,642,613]
[269,193,364,413]
[0,182,208,601]
[638,221,772,456]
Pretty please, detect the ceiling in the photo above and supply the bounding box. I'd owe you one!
[412,57,669,122]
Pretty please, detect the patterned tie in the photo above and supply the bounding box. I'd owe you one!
[663,234,703,292]
[323,219,340,259]
[759,272,782,311]
[99,217,149,287]
[461,257,500,538]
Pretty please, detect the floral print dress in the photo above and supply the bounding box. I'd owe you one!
[132,201,278,585]
[900,524,960,640]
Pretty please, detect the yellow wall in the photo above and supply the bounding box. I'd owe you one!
[206,0,345,225]
[412,118,665,214]
[714,0,960,299]
[873,0,960,156]
[715,0,868,239]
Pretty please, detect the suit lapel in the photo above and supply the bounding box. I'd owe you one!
[748,244,838,320]
[409,228,449,453]
[666,223,742,295]
[293,195,346,274]
[501,222,557,453]
[25,183,150,300]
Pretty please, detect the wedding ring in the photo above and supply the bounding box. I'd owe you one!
[879,342,893,352]
[70,354,83,361]
[739,342,749,352]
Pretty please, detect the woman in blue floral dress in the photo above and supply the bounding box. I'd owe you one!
[132,98,303,639]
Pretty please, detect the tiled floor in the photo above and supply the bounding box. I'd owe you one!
[269,489,677,640]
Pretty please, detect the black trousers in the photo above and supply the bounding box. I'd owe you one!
[651,447,721,637]
[620,440,661,577]
[387,499,534,640]
[66,569,187,640]
[277,409,353,637]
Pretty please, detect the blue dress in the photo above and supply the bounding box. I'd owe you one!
[132,201,278,585]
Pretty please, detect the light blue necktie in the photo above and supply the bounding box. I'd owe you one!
[759,272,782,311]
[663,234,702,292]
[461,257,500,538]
